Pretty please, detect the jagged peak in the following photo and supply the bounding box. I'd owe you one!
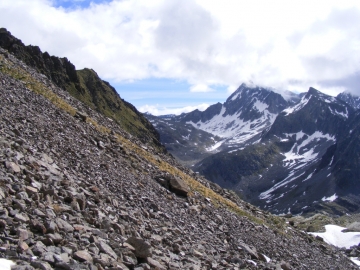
[307,87,322,95]
[337,91,360,98]
[305,87,335,102]
[227,83,271,103]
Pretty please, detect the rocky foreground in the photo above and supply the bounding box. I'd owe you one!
[0,48,358,270]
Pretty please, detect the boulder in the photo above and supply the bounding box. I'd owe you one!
[126,237,152,259]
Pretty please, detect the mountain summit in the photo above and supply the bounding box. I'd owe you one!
[146,83,298,166]
[149,84,360,216]
[194,87,359,215]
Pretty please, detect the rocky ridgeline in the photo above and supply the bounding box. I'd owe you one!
[0,48,358,270]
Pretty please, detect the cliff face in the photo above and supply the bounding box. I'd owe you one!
[0,28,78,89]
[0,28,161,148]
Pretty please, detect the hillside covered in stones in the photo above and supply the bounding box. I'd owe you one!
[0,34,358,269]
[0,28,161,149]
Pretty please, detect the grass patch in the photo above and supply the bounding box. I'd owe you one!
[0,54,76,116]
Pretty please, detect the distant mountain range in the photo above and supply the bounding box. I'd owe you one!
[146,84,360,215]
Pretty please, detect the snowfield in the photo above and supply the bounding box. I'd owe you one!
[0,259,15,269]
[310,225,360,249]
[310,225,360,267]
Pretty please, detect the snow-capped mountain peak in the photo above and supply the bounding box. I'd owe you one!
[337,91,360,110]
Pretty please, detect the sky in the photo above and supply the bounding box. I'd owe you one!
[1,0,360,115]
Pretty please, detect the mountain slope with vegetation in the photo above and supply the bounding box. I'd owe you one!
[0,28,161,148]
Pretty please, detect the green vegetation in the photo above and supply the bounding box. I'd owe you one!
[67,68,160,146]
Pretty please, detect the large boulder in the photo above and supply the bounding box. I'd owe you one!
[154,174,189,197]
[126,237,152,259]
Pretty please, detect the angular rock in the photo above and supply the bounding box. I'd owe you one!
[73,250,93,263]
[5,161,21,173]
[97,240,117,260]
[30,261,53,270]
[168,175,189,197]
[55,218,74,233]
[126,237,152,259]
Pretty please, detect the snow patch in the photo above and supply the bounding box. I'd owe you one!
[253,100,268,112]
[206,140,226,152]
[321,194,337,202]
[328,107,348,118]
[310,225,360,249]
[259,131,335,200]
[187,104,277,145]
[282,95,310,116]
[0,259,15,269]
[261,254,271,263]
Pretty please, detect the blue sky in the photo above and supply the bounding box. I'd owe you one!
[53,0,112,9]
[113,78,227,115]
[1,0,360,115]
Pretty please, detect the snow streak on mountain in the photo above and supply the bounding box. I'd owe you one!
[146,84,360,215]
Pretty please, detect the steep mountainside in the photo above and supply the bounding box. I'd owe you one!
[183,83,293,147]
[145,114,222,166]
[146,84,298,165]
[0,28,160,147]
[196,87,358,215]
[1,34,358,269]
[337,91,360,110]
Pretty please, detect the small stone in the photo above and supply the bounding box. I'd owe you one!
[31,261,53,270]
[97,241,117,260]
[31,241,48,256]
[30,219,47,234]
[280,261,291,270]
[14,213,30,223]
[0,219,7,231]
[17,228,30,240]
[16,191,29,200]
[43,252,56,264]
[55,218,74,233]
[147,257,166,269]
[45,233,63,245]
[25,186,38,196]
[17,241,29,252]
[73,250,93,263]
[5,161,21,173]
[45,221,58,233]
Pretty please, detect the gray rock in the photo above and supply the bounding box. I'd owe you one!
[30,261,53,270]
[73,250,93,263]
[55,218,74,233]
[97,240,117,260]
[126,237,152,259]
[5,161,21,173]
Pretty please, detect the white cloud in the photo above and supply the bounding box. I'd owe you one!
[139,103,210,116]
[190,84,215,93]
[1,0,360,95]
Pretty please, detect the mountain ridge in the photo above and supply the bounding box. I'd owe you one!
[0,28,161,148]
[148,83,360,216]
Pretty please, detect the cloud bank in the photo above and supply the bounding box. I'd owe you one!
[1,0,360,98]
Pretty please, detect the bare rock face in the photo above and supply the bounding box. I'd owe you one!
[0,40,358,270]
